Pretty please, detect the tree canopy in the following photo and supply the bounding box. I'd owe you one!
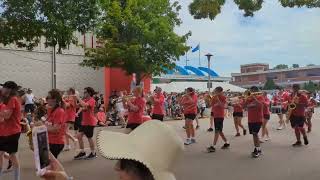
[0,0,99,52]
[189,0,319,20]
[304,80,319,93]
[292,64,300,68]
[263,78,277,90]
[273,64,288,70]
[81,0,190,84]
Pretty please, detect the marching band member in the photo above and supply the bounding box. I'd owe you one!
[243,86,265,158]
[207,87,230,153]
[123,86,146,131]
[151,87,165,121]
[46,89,66,158]
[261,92,271,141]
[288,84,309,147]
[0,81,22,180]
[74,87,98,160]
[272,87,290,130]
[305,92,317,133]
[180,87,198,145]
[231,94,247,137]
[62,88,78,151]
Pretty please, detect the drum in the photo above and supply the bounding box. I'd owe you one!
[271,105,282,114]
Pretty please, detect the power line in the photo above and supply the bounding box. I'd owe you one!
[5,50,82,65]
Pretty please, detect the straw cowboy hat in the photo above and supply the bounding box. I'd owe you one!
[97,120,184,180]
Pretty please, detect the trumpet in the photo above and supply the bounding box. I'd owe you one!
[114,95,135,103]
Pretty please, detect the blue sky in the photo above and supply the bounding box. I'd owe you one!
[174,0,320,76]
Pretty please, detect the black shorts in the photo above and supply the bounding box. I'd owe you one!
[184,114,197,121]
[152,114,164,121]
[264,114,270,120]
[74,113,82,131]
[49,144,64,158]
[233,112,243,118]
[0,133,21,154]
[126,123,141,130]
[214,118,224,132]
[25,104,35,113]
[248,122,262,135]
[281,108,288,114]
[290,116,305,128]
[79,125,95,138]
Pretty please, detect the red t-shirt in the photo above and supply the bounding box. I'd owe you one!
[127,97,146,125]
[281,92,290,109]
[181,94,198,115]
[64,97,76,122]
[233,99,244,113]
[47,107,66,144]
[96,111,106,123]
[211,95,226,119]
[245,95,265,123]
[81,97,97,126]
[0,103,5,131]
[152,93,165,115]
[290,94,308,117]
[0,97,22,136]
[263,97,271,115]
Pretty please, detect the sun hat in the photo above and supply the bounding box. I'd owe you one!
[97,120,184,180]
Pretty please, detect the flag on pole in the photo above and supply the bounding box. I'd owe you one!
[192,44,200,53]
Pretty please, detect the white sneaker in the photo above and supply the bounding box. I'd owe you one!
[265,137,270,141]
[64,145,71,151]
[277,126,284,130]
[184,139,192,145]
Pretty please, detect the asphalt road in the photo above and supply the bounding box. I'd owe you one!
[2,108,320,180]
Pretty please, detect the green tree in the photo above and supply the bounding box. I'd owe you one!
[189,0,319,20]
[263,78,277,90]
[0,0,99,52]
[292,64,299,68]
[81,0,190,85]
[304,80,317,92]
[273,64,288,70]
[306,64,316,67]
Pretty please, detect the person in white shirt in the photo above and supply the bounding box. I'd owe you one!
[23,88,36,117]
[116,91,127,128]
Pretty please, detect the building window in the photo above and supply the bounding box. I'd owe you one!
[306,69,320,77]
[266,73,278,80]
[247,75,259,82]
[285,72,299,78]
[235,77,241,82]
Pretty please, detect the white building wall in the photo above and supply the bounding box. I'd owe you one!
[0,48,104,97]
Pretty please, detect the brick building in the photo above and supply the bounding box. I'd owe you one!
[231,63,320,88]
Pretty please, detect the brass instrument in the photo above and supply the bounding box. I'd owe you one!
[288,103,297,110]
[112,95,135,103]
[121,95,136,103]
[26,130,34,150]
[287,94,299,122]
[232,90,263,100]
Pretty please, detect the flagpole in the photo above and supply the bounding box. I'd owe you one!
[198,43,201,67]
[186,50,188,66]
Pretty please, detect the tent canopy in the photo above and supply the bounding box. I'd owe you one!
[152,82,246,93]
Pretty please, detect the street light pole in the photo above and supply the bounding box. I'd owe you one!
[205,53,213,93]
[52,46,57,89]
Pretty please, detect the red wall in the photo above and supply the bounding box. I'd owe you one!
[104,68,151,101]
